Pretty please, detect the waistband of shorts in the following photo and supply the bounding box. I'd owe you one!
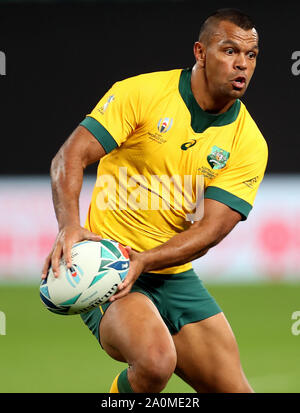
[139,268,198,280]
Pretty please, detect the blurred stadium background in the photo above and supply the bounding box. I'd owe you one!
[0,0,300,393]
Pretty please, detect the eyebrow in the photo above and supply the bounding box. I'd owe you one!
[220,39,259,50]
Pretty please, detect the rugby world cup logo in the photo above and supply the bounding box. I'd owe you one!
[66,264,84,288]
[157,117,173,133]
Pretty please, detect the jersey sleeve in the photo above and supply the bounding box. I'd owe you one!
[204,134,268,220]
[79,77,141,153]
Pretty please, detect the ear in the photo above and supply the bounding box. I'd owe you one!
[194,41,206,68]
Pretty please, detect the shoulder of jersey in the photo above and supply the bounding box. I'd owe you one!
[114,68,182,95]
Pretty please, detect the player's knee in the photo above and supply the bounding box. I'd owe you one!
[135,347,177,392]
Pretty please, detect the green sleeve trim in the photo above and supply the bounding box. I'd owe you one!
[204,186,252,220]
[80,116,118,154]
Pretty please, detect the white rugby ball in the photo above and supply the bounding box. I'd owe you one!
[40,239,130,315]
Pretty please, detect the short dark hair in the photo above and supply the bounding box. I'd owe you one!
[199,8,256,44]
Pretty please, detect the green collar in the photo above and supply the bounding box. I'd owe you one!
[179,68,241,133]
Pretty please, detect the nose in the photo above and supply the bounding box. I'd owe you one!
[235,53,247,71]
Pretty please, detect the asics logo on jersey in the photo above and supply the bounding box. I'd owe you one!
[157,117,173,133]
[181,139,196,150]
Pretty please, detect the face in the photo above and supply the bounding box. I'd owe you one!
[195,20,259,100]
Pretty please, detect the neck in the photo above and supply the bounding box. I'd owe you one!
[191,65,236,114]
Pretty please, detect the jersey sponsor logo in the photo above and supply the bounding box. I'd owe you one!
[207,146,230,169]
[98,95,115,115]
[243,176,259,188]
[181,139,196,151]
[157,117,173,133]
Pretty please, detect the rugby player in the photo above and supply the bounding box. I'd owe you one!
[42,8,268,393]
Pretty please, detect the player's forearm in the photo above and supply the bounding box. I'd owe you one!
[50,150,83,230]
[50,126,107,231]
[141,219,228,272]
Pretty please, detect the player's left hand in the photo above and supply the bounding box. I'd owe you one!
[109,246,145,302]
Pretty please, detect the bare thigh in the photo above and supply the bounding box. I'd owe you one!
[172,312,253,393]
[99,292,177,392]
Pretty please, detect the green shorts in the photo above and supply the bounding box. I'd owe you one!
[80,269,222,345]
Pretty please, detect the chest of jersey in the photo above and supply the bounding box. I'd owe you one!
[111,100,239,189]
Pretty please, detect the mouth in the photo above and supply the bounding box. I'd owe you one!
[231,76,246,90]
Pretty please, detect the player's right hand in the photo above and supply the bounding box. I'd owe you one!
[41,224,102,279]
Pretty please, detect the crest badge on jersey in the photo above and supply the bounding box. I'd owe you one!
[207,146,230,169]
[157,117,173,133]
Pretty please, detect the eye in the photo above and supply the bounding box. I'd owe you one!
[248,51,257,59]
[225,48,235,55]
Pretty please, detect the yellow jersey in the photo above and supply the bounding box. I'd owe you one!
[80,68,268,274]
